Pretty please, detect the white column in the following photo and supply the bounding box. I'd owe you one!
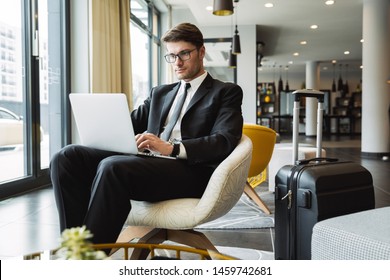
[362,0,390,155]
[305,61,320,136]
[237,25,257,124]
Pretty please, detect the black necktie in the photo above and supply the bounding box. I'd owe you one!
[161,83,191,141]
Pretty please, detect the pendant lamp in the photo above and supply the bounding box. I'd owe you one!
[213,0,234,16]
[228,48,237,68]
[232,26,241,54]
[337,64,343,92]
[285,66,290,92]
[232,1,241,54]
[272,65,276,93]
[343,64,349,94]
[285,81,290,92]
[278,65,284,93]
[331,62,336,92]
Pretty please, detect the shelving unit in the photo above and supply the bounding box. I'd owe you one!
[326,91,362,134]
[255,86,361,135]
[256,82,276,127]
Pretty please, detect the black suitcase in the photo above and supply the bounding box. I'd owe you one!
[274,89,375,260]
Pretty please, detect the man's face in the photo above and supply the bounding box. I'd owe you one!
[165,41,205,82]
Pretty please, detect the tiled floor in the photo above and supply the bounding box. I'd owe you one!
[0,135,389,259]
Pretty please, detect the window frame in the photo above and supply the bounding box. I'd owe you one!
[130,0,161,104]
[0,0,71,199]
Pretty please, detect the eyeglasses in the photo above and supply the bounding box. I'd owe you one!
[164,48,197,63]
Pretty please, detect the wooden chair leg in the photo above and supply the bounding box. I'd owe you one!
[111,226,155,257]
[167,229,218,252]
[116,226,155,243]
[114,226,218,259]
[244,182,271,214]
[130,228,168,260]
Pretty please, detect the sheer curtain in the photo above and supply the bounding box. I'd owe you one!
[91,0,133,109]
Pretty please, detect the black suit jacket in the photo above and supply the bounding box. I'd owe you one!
[131,74,243,166]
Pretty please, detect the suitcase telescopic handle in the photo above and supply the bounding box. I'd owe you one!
[296,157,338,165]
[292,89,325,164]
[292,89,325,102]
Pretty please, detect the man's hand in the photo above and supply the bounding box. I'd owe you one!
[135,133,174,156]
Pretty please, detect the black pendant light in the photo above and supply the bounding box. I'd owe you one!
[232,26,241,54]
[343,64,349,94]
[232,1,241,54]
[337,64,343,92]
[213,0,234,16]
[278,65,284,93]
[228,48,237,68]
[285,66,290,92]
[331,62,336,92]
[272,64,276,93]
[228,9,236,68]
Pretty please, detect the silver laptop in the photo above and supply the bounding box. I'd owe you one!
[69,93,176,160]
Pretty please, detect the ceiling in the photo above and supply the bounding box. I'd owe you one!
[164,0,364,74]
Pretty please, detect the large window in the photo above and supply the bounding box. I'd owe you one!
[0,0,69,198]
[130,0,161,108]
[0,0,25,184]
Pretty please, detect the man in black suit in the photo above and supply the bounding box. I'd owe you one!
[50,23,243,245]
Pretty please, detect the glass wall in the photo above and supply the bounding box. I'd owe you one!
[0,0,69,198]
[0,0,26,183]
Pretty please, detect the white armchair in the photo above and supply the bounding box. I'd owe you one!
[115,135,253,259]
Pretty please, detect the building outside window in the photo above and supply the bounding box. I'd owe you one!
[130,0,161,109]
[0,0,69,198]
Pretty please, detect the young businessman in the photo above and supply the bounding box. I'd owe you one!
[50,23,243,245]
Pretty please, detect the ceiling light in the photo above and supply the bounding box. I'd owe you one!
[344,51,350,55]
[265,3,274,8]
[213,0,234,16]
[206,6,213,11]
[361,39,364,43]
[310,25,318,29]
[300,41,307,45]
[325,0,335,5]
[293,52,299,56]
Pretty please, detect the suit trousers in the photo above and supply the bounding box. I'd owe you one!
[50,144,214,245]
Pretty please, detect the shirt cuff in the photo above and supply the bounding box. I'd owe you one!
[177,142,187,159]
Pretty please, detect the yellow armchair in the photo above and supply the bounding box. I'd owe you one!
[243,123,277,214]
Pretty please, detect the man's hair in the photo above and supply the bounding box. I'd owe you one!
[161,23,204,49]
